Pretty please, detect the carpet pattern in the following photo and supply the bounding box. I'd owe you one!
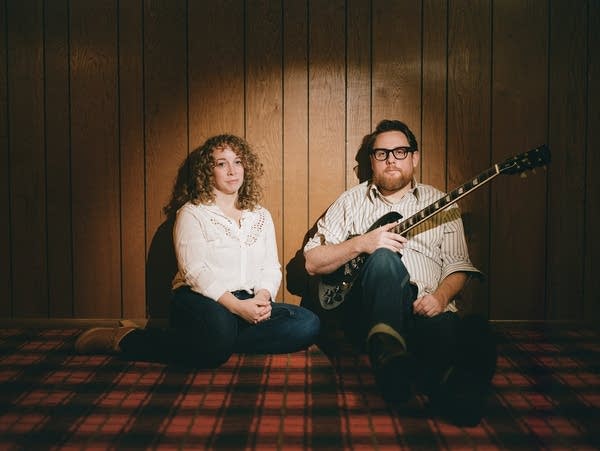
[0,324,598,450]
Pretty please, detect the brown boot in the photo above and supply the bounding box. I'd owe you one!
[74,326,136,354]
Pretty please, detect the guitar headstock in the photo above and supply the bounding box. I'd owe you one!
[499,145,551,175]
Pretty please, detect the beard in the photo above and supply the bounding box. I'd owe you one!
[372,170,412,195]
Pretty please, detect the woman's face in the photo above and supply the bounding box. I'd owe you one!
[211,146,245,196]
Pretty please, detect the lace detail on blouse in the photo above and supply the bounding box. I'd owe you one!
[245,210,265,246]
[208,208,266,246]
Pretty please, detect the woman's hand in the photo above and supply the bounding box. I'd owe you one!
[235,296,272,324]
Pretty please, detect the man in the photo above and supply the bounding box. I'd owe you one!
[303,119,496,426]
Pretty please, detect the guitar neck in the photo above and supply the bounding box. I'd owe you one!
[394,164,502,235]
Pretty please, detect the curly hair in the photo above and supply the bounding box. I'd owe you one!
[164,134,264,217]
[354,119,419,182]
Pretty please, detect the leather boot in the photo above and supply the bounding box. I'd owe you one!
[74,326,136,354]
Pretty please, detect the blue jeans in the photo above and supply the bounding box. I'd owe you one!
[343,248,463,392]
[120,287,320,368]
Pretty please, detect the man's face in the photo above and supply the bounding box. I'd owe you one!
[370,130,419,196]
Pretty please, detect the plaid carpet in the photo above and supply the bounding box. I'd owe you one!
[0,324,598,450]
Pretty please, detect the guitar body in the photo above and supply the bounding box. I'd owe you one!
[318,211,403,310]
[315,145,550,310]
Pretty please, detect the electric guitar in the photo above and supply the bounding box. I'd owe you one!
[318,145,551,310]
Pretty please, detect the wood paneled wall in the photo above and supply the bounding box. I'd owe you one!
[1,0,598,321]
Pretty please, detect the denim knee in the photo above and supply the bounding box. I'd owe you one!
[362,248,409,286]
[184,320,237,367]
[234,304,320,354]
[294,307,321,344]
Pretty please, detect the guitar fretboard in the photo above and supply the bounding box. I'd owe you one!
[394,165,500,235]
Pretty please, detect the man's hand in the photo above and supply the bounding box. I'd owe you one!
[412,272,469,317]
[359,221,407,254]
[413,293,445,317]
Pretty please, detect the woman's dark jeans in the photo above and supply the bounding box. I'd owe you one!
[120,287,320,368]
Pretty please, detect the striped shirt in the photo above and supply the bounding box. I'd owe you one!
[304,180,481,311]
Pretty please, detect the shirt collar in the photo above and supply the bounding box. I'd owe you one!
[368,179,420,204]
[202,203,250,218]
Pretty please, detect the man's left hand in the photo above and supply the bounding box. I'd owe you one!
[413,294,445,317]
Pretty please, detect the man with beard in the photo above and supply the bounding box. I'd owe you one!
[303,119,497,426]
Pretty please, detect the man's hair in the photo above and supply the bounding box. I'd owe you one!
[354,119,419,182]
[164,134,264,217]
[366,119,419,153]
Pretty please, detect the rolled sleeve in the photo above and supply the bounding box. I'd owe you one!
[438,207,482,281]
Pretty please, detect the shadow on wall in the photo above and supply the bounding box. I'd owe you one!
[146,218,177,323]
[285,223,318,310]
[287,138,370,312]
[144,146,197,323]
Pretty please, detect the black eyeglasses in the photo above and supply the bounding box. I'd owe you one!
[370,146,414,161]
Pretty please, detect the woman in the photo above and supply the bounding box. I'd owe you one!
[75,134,320,367]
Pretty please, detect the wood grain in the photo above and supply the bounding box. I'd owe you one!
[0,0,11,316]
[585,0,600,320]
[119,0,146,318]
[308,0,346,224]
[282,0,309,304]
[490,0,548,320]
[70,0,120,317]
[144,0,188,319]
[7,0,48,317]
[0,1,597,322]
[45,0,73,317]
[447,0,491,316]
[547,0,587,320]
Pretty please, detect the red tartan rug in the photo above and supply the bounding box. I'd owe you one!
[0,324,598,450]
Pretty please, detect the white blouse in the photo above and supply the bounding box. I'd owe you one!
[171,202,282,301]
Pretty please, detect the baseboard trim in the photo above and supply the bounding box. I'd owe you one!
[0,318,168,329]
[0,318,594,329]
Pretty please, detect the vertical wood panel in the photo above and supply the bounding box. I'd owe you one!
[491,0,548,320]
[447,0,491,316]
[421,0,447,190]
[586,0,600,320]
[144,0,188,319]
[71,0,120,317]
[119,0,145,318]
[188,0,245,147]
[372,0,421,131]
[308,0,346,224]
[7,0,48,317]
[283,0,308,304]
[547,0,587,320]
[0,0,11,316]
[45,0,73,317]
[246,0,283,302]
[1,2,598,322]
[346,0,371,187]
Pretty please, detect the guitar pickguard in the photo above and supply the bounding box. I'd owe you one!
[317,212,402,309]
